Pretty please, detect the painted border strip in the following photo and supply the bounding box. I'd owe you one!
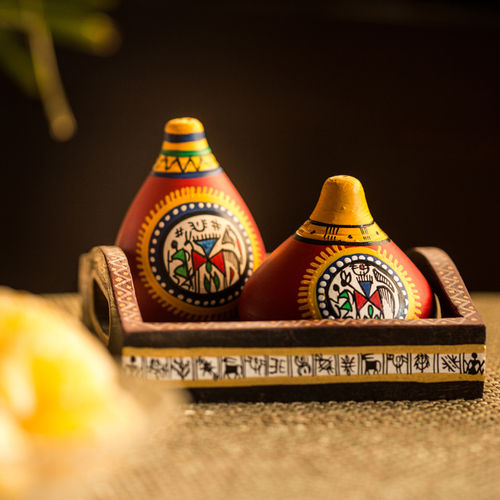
[122,345,485,388]
[123,344,485,357]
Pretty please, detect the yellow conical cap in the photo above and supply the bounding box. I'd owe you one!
[296,175,388,244]
[310,175,372,225]
[152,117,220,175]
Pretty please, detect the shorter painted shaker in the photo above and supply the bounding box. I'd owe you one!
[116,117,266,321]
[238,175,433,321]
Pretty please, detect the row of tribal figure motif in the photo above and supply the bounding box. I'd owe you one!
[122,351,485,382]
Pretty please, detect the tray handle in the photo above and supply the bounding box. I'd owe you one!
[78,247,125,353]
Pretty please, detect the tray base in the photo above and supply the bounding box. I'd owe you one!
[79,246,486,401]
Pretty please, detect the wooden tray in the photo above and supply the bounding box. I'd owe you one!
[79,246,485,402]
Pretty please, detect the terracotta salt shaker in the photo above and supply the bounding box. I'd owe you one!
[116,117,266,321]
[239,175,433,321]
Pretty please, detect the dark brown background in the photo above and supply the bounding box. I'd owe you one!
[1,0,499,293]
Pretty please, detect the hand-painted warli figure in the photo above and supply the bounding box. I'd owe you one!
[238,175,433,321]
[116,118,266,321]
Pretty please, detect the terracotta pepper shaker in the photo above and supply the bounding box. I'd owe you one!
[239,175,433,321]
[116,117,266,321]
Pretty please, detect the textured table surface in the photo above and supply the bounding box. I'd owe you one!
[46,293,500,500]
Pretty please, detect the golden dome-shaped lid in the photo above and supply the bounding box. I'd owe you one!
[296,175,389,245]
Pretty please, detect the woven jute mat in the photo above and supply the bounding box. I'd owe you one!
[46,293,500,500]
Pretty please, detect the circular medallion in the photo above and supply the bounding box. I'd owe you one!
[137,187,262,319]
[151,205,251,304]
[299,246,418,320]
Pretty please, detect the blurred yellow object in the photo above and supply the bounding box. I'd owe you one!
[0,287,184,498]
[0,286,150,498]
[0,287,143,440]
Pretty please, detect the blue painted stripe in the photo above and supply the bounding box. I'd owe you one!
[164,131,206,143]
[151,167,223,179]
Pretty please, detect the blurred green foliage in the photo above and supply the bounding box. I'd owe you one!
[0,0,120,140]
